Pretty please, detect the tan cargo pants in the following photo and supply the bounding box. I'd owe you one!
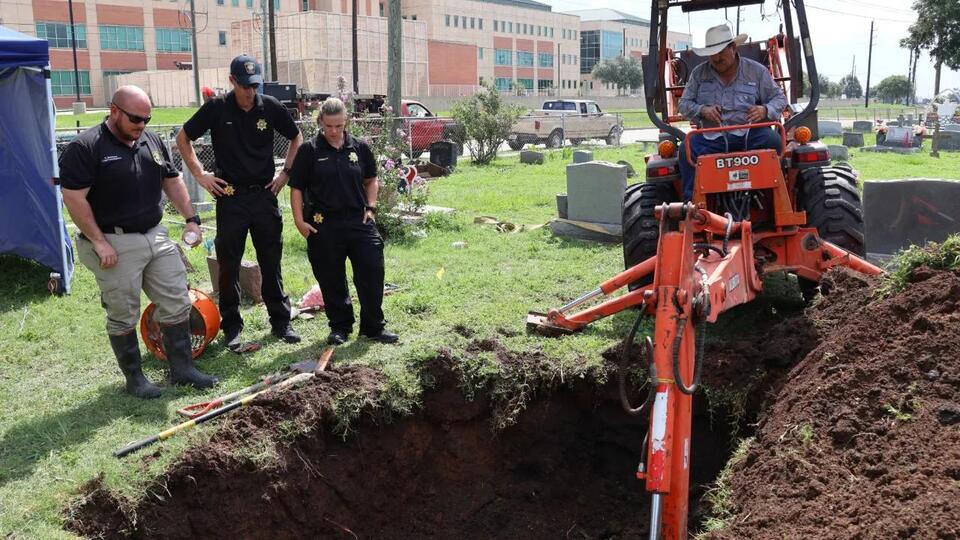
[76,225,191,335]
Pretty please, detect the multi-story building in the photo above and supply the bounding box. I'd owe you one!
[562,8,691,97]
[401,0,581,96]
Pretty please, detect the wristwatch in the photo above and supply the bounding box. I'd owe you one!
[186,215,202,226]
[365,205,377,214]
[282,166,292,176]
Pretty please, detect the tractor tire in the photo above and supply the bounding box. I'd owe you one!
[797,165,866,300]
[546,129,564,149]
[508,140,525,151]
[622,182,677,289]
[570,138,584,146]
[606,126,623,146]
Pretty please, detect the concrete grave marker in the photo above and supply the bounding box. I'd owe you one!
[573,150,594,163]
[880,126,914,147]
[520,150,545,165]
[828,145,849,161]
[818,120,843,137]
[565,161,628,224]
[842,132,864,147]
[853,121,873,132]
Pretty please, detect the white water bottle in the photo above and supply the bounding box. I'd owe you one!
[183,230,199,247]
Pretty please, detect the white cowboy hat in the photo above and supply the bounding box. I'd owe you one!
[693,24,748,56]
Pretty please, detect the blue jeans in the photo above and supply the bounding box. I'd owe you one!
[678,128,782,200]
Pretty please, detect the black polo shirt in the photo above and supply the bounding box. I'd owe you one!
[59,122,178,233]
[288,133,377,215]
[182,92,299,186]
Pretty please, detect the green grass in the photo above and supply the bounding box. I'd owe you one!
[819,135,960,181]
[56,107,198,130]
[0,145,650,537]
[876,234,960,297]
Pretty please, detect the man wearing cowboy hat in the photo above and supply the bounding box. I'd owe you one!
[678,24,787,200]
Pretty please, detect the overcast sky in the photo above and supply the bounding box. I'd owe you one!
[545,0,958,99]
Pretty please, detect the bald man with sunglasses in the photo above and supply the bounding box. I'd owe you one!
[60,85,218,398]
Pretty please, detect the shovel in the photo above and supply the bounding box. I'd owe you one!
[114,347,335,458]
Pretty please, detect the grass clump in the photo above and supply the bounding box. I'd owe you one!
[878,234,960,297]
[699,437,754,535]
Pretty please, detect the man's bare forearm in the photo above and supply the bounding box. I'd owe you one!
[162,176,196,219]
[175,130,205,178]
[62,189,107,242]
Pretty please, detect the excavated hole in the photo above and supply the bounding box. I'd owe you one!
[65,290,813,539]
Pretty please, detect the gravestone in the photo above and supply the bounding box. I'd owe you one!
[520,150,544,165]
[573,149,594,163]
[207,257,263,303]
[818,120,843,136]
[565,161,628,224]
[880,126,914,147]
[842,132,864,147]
[828,145,849,161]
[853,120,873,132]
[556,194,568,219]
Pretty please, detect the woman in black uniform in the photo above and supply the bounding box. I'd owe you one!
[288,98,398,345]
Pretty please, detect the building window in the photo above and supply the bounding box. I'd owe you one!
[232,0,239,6]
[247,0,253,7]
[470,17,475,29]
[478,47,483,59]
[217,0,224,5]
[103,70,131,79]
[538,52,553,67]
[517,78,533,90]
[495,48,512,66]
[493,20,498,32]
[538,80,552,91]
[218,30,227,45]
[601,30,623,59]
[453,15,458,27]
[507,22,512,33]
[50,70,90,95]
[156,28,192,52]
[411,14,416,20]
[495,77,512,92]
[580,29,599,74]
[516,51,533,66]
[99,25,145,51]
[537,25,541,36]
[274,0,280,10]
[478,18,482,30]
[36,22,87,49]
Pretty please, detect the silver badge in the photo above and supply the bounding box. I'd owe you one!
[244,61,256,74]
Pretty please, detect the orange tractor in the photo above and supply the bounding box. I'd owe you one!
[527,1,882,538]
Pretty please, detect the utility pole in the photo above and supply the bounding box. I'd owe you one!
[557,42,561,95]
[622,27,626,57]
[387,0,401,115]
[268,0,277,81]
[189,0,201,106]
[352,0,359,93]
[864,20,874,107]
[66,0,82,107]
[736,6,741,35]
[260,0,268,78]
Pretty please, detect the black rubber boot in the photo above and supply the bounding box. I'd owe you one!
[109,333,162,399]
[162,320,219,389]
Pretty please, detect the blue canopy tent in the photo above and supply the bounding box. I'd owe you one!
[0,26,74,294]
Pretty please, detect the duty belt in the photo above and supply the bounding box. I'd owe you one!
[221,183,269,196]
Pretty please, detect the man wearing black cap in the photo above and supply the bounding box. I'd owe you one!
[176,54,303,351]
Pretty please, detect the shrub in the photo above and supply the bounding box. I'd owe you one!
[450,83,524,165]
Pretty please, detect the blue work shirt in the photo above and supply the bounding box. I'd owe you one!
[679,56,787,140]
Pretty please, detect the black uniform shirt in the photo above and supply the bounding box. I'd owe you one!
[182,92,299,185]
[288,133,377,215]
[59,122,178,233]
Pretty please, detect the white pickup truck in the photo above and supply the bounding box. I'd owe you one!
[508,100,624,150]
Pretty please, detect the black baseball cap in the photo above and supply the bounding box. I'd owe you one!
[230,55,263,86]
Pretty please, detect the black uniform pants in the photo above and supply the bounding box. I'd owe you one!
[215,189,291,333]
[306,217,385,335]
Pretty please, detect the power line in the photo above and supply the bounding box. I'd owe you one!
[803,3,915,24]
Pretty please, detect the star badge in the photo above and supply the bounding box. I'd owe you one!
[257,119,268,131]
[349,152,359,163]
[223,185,235,196]
[313,212,324,224]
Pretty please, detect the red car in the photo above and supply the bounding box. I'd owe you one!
[400,100,463,157]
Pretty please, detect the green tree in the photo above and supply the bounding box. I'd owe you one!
[839,74,863,99]
[591,56,643,96]
[450,83,524,165]
[901,0,960,96]
[874,75,913,104]
[811,73,841,98]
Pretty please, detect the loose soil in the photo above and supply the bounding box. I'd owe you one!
[64,270,960,539]
[706,267,960,539]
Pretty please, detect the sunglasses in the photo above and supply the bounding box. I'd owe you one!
[112,103,152,125]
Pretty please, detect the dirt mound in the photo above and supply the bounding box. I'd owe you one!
[706,267,960,539]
